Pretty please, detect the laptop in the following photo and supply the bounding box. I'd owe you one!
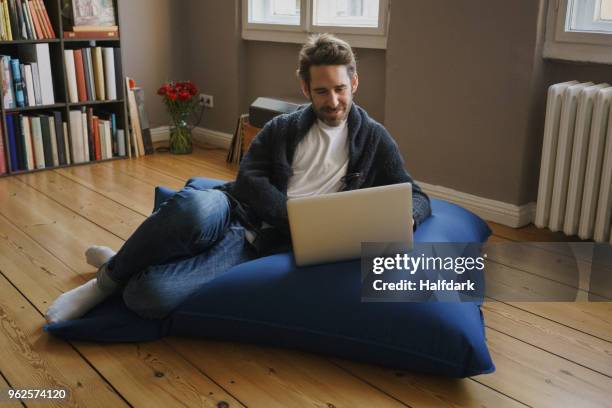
[287,183,413,266]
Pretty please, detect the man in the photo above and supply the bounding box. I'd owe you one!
[45,33,431,323]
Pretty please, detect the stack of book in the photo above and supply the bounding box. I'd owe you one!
[1,43,55,108]
[68,107,125,164]
[0,0,56,40]
[1,108,125,171]
[63,25,118,39]
[227,114,260,164]
[124,77,153,157]
[4,111,69,171]
[64,46,121,103]
[227,114,249,164]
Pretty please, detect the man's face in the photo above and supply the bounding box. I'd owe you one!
[301,65,359,127]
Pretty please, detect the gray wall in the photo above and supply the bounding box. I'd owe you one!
[385,0,542,205]
[118,0,187,127]
[183,0,244,133]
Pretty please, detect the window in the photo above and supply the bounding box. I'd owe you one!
[248,0,300,25]
[544,0,612,64]
[242,0,389,49]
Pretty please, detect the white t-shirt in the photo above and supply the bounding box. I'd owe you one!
[286,118,349,199]
[245,118,349,244]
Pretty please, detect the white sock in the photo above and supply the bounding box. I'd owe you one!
[45,278,111,324]
[85,245,116,268]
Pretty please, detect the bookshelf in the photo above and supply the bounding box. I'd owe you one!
[0,0,128,176]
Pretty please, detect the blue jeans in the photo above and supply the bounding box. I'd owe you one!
[101,188,255,319]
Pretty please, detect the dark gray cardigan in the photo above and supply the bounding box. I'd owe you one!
[217,103,431,254]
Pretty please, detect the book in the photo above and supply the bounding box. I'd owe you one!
[27,0,43,39]
[0,1,6,40]
[23,64,35,107]
[52,111,65,165]
[63,29,117,39]
[81,47,93,100]
[99,120,107,159]
[20,115,33,170]
[73,49,87,102]
[35,0,54,38]
[20,0,32,39]
[92,47,105,100]
[73,25,118,32]
[103,47,116,100]
[25,0,37,39]
[8,0,18,41]
[227,114,249,164]
[92,115,100,160]
[1,56,15,108]
[86,107,94,159]
[30,61,41,105]
[0,119,6,174]
[110,112,116,155]
[68,110,83,163]
[125,77,142,157]
[32,0,47,38]
[113,47,122,99]
[83,48,95,100]
[81,109,89,161]
[133,87,153,154]
[10,58,25,107]
[15,113,28,169]
[3,0,12,40]
[19,43,55,105]
[63,121,70,165]
[19,64,27,106]
[15,0,26,39]
[29,115,44,168]
[102,119,111,159]
[48,115,58,166]
[117,129,125,156]
[64,49,78,103]
[5,114,18,170]
[39,114,52,166]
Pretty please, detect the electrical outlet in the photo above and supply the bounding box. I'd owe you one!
[199,93,214,108]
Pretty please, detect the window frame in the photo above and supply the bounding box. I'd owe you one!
[241,0,390,49]
[544,0,612,64]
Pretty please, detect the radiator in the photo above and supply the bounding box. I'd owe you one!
[536,81,612,243]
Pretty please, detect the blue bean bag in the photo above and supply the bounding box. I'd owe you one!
[45,178,494,378]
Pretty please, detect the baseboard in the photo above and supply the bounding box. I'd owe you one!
[150,126,233,149]
[193,127,232,149]
[149,126,535,228]
[417,181,536,228]
[150,126,170,143]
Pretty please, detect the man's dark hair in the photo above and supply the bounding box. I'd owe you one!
[297,33,357,88]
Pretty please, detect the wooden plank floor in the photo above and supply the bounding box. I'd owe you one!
[0,145,610,407]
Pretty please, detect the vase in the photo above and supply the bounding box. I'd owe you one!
[169,115,193,154]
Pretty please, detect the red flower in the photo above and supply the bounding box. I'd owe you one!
[167,91,178,101]
[178,91,191,101]
[157,86,167,96]
[187,83,197,96]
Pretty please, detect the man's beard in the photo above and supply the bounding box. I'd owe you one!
[312,99,352,127]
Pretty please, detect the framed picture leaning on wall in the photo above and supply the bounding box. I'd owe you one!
[72,0,116,27]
